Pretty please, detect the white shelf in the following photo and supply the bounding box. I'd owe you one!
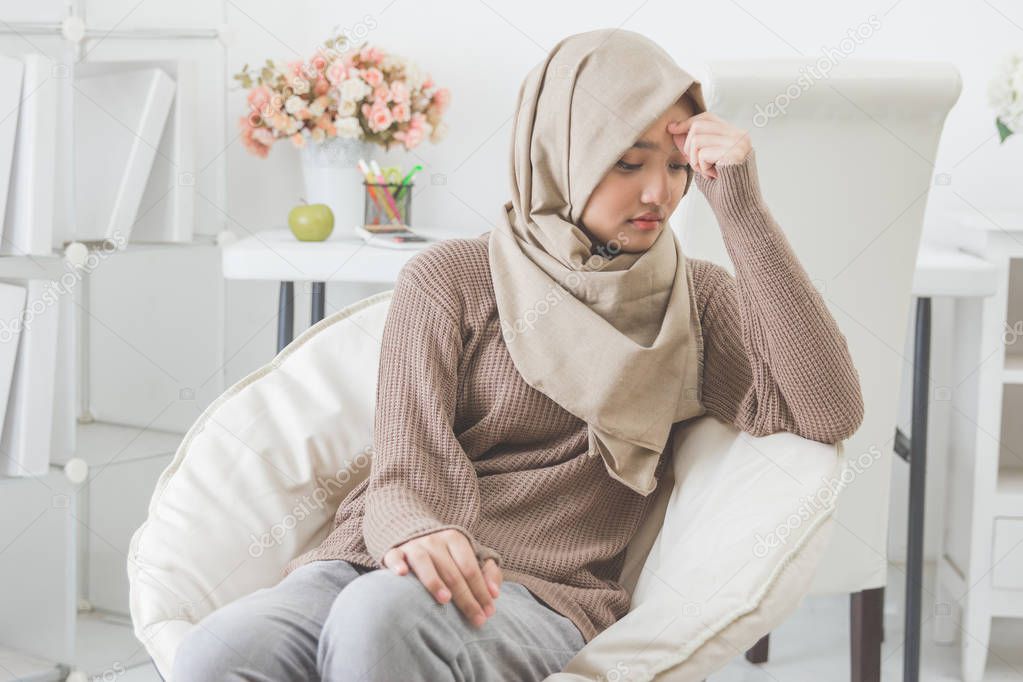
[0,253,64,280]
[0,12,229,678]
[56,420,183,469]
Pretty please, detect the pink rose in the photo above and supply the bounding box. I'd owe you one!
[252,127,274,146]
[291,133,306,148]
[367,103,394,132]
[310,54,327,72]
[390,102,410,122]
[373,83,391,102]
[360,46,384,65]
[239,116,270,158]
[314,76,330,96]
[389,81,409,104]
[315,113,337,137]
[271,112,291,132]
[326,61,347,85]
[432,87,451,113]
[363,67,384,88]
[394,125,424,150]
[247,85,272,113]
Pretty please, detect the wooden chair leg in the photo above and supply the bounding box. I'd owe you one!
[851,587,884,682]
[879,585,885,642]
[745,633,769,663]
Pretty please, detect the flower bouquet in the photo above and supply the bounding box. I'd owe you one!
[234,37,450,234]
[989,50,1023,143]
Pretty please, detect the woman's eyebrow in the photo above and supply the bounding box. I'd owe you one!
[631,139,682,156]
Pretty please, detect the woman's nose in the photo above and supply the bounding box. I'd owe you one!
[641,171,671,205]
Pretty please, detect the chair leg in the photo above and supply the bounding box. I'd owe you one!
[879,584,887,642]
[851,587,884,682]
[745,634,769,664]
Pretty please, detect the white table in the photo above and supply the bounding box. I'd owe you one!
[221,226,473,352]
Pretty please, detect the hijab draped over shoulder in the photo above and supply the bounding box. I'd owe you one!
[488,28,708,496]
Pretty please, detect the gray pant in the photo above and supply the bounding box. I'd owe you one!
[171,559,586,681]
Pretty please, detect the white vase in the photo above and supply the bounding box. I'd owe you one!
[299,137,370,239]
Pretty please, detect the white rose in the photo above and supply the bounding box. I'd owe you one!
[335,116,362,139]
[403,63,424,91]
[339,77,371,102]
[339,99,356,116]
[380,54,405,71]
[285,95,305,115]
[989,76,1013,111]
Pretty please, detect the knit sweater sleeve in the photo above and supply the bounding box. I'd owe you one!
[362,255,503,568]
[692,147,864,443]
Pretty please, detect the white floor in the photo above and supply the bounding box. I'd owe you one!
[712,562,1023,681]
[23,562,1023,682]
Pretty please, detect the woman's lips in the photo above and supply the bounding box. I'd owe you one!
[629,218,661,231]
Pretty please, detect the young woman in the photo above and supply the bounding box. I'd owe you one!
[173,28,863,682]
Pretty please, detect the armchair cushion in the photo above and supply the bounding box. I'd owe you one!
[128,291,846,681]
[547,416,846,681]
[128,291,392,678]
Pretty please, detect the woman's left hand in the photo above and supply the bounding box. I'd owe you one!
[667,112,752,179]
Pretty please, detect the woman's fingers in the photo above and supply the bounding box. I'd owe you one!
[432,543,489,626]
[382,547,409,575]
[669,114,752,176]
[676,135,729,179]
[446,536,496,619]
[390,530,500,628]
[403,545,453,604]
[481,558,502,598]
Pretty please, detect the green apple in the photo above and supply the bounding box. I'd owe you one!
[288,202,334,241]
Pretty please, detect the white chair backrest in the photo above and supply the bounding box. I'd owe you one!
[675,59,962,594]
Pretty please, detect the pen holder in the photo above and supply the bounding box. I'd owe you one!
[362,181,413,227]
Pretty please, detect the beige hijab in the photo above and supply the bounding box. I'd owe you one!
[488,28,708,497]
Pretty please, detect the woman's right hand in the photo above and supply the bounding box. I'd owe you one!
[382,528,502,627]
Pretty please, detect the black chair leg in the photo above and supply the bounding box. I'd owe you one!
[277,281,294,353]
[851,587,884,682]
[880,585,886,642]
[746,634,769,663]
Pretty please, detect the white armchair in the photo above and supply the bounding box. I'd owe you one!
[676,58,962,679]
[128,290,849,682]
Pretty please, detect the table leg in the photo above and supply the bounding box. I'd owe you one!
[904,296,930,682]
[311,281,326,325]
[277,281,294,353]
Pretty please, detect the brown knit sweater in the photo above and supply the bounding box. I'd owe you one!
[282,149,865,643]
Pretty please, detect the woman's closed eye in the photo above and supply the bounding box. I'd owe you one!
[615,160,690,173]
